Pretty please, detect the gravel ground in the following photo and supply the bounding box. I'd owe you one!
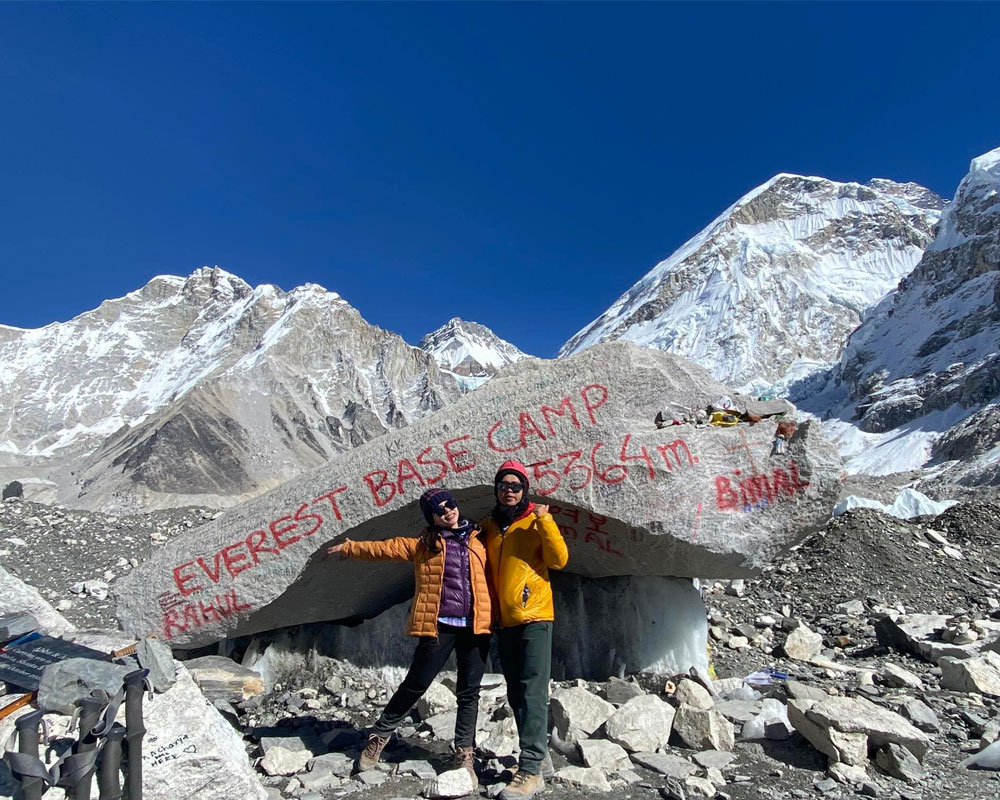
[0,499,216,628]
[3,497,1000,799]
[704,502,1000,679]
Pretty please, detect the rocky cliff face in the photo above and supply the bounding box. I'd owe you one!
[840,149,1000,424]
[828,147,1000,488]
[0,268,464,512]
[560,175,943,390]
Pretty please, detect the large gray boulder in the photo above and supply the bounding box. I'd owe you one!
[136,662,269,800]
[788,695,930,765]
[939,652,1000,696]
[0,565,75,638]
[672,705,736,752]
[36,658,131,714]
[113,343,842,647]
[184,655,267,703]
[875,613,1000,661]
[604,695,676,752]
[550,686,617,740]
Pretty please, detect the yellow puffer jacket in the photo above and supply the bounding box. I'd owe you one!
[482,505,569,627]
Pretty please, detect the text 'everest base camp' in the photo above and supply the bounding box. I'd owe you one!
[114,342,842,668]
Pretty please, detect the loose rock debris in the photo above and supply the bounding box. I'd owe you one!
[3,496,1000,798]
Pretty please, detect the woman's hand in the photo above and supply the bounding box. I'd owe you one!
[325,540,351,559]
[533,504,550,517]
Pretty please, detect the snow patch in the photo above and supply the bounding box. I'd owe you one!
[834,488,956,519]
[822,405,972,476]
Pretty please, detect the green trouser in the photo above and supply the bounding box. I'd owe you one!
[497,621,553,776]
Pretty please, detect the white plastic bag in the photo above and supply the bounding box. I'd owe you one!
[741,698,791,740]
[730,683,763,702]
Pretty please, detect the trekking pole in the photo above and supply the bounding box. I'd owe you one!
[97,723,125,800]
[123,669,149,800]
[74,694,105,800]
[15,709,45,800]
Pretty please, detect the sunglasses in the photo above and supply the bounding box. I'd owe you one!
[433,499,458,515]
[496,481,524,493]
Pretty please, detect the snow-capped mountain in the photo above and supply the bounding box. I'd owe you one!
[419,318,531,388]
[0,268,464,511]
[560,175,943,391]
[825,146,1000,487]
[7,151,997,511]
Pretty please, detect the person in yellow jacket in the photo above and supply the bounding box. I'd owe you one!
[481,460,568,800]
[326,487,492,780]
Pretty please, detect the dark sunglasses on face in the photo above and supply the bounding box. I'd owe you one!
[496,481,524,493]
[433,499,458,515]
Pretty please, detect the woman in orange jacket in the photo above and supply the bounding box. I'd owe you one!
[326,487,492,779]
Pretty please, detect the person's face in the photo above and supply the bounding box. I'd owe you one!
[432,499,460,529]
[496,478,524,507]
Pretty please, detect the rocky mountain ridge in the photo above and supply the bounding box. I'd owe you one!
[807,147,1000,493]
[7,151,1000,514]
[0,268,466,512]
[560,174,943,391]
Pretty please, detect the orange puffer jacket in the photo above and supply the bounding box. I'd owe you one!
[341,530,493,637]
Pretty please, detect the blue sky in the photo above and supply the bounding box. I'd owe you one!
[1,2,998,357]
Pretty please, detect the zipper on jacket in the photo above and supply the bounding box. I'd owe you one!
[499,527,507,572]
[499,526,512,613]
[461,533,470,619]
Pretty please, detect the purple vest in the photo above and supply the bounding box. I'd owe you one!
[438,526,473,620]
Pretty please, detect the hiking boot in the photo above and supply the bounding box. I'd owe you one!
[500,771,545,800]
[506,754,555,781]
[453,745,477,783]
[356,733,389,772]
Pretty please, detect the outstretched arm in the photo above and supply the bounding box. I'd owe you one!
[325,537,419,562]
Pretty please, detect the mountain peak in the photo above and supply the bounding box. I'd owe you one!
[419,319,531,383]
[866,178,947,210]
[560,173,943,389]
[179,266,253,302]
[0,266,466,511]
[825,145,1000,484]
[970,145,1000,175]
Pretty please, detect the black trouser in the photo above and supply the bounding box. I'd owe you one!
[497,621,553,775]
[372,624,490,748]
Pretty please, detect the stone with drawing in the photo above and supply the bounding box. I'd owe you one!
[113,342,843,673]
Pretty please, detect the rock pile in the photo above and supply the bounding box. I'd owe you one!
[222,631,1000,800]
[4,481,1000,798]
[701,504,1000,679]
[0,497,215,629]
